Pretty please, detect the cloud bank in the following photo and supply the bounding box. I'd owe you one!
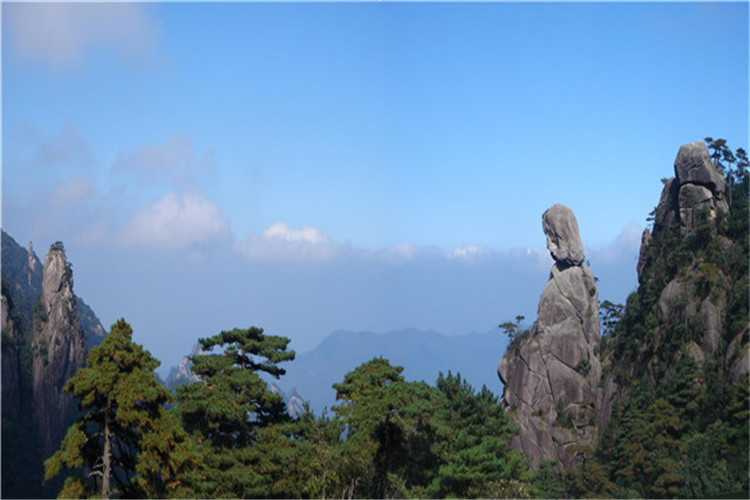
[234,222,553,269]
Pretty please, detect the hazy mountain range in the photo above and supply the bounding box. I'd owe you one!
[268,328,509,414]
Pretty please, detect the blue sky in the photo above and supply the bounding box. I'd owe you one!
[2,2,747,374]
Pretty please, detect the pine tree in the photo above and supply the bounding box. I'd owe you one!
[174,326,295,498]
[44,319,191,498]
[332,357,443,498]
[428,372,533,498]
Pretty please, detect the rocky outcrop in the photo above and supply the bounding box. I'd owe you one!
[725,326,749,385]
[498,204,601,469]
[639,143,728,283]
[268,383,306,418]
[674,141,727,234]
[166,343,205,390]
[674,141,726,197]
[28,241,40,287]
[638,143,738,364]
[31,243,86,457]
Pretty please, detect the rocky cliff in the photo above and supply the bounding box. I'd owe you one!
[31,242,86,457]
[498,204,601,469]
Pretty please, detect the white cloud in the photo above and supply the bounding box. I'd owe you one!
[449,244,486,261]
[112,135,215,187]
[49,175,95,208]
[121,191,231,250]
[234,223,347,263]
[6,3,159,69]
[264,223,330,245]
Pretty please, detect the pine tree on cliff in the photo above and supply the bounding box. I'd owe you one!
[44,319,192,498]
[174,326,295,498]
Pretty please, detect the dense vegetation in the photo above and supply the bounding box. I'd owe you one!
[44,321,541,498]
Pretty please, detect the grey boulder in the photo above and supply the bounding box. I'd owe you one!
[542,204,585,267]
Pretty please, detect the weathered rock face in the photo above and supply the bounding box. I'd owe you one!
[674,141,728,233]
[638,144,729,282]
[674,141,726,197]
[498,204,601,469]
[31,244,86,457]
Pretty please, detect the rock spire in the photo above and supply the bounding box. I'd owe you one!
[31,243,86,457]
[498,204,601,469]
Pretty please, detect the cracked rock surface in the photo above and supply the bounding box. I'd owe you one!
[498,204,601,470]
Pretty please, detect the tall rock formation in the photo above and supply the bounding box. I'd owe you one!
[31,242,86,457]
[592,142,748,497]
[498,204,601,470]
[28,241,40,286]
[635,141,744,376]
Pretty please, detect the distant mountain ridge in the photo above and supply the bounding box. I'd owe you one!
[276,327,510,414]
